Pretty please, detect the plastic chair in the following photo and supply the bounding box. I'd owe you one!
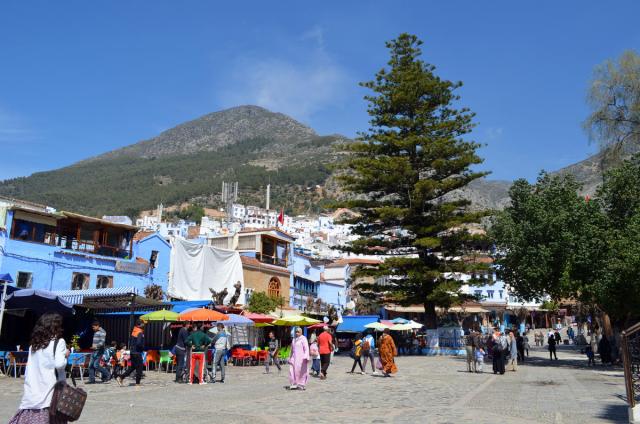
[158,350,173,373]
[68,353,87,383]
[145,350,159,371]
[256,350,268,365]
[0,351,7,375]
[8,352,29,378]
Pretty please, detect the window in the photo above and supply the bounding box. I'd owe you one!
[11,219,57,244]
[16,272,32,289]
[268,277,281,298]
[474,290,482,298]
[96,275,113,289]
[487,290,494,299]
[498,290,503,299]
[150,250,159,269]
[71,272,89,290]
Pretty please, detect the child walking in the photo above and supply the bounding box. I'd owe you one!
[310,339,321,376]
[475,347,485,373]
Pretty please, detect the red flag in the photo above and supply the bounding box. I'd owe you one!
[278,208,284,226]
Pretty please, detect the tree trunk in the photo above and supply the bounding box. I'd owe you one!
[423,301,438,329]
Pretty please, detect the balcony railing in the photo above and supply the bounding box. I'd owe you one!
[259,254,287,268]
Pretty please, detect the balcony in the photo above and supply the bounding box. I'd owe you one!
[258,253,287,268]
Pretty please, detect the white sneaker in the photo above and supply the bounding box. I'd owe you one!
[289,384,298,390]
[373,371,378,374]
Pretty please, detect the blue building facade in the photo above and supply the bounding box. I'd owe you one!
[289,251,344,311]
[0,204,170,294]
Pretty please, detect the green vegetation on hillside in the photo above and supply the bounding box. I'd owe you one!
[0,137,333,217]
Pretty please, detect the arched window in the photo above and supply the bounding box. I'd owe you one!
[268,277,281,298]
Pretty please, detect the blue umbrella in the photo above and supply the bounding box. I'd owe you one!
[391,317,409,324]
[0,273,14,283]
[5,289,74,315]
[222,313,255,326]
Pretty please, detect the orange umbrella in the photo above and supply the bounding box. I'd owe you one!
[178,308,229,322]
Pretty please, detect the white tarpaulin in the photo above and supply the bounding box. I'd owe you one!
[168,238,245,304]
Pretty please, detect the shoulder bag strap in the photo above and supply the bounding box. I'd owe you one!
[53,338,76,387]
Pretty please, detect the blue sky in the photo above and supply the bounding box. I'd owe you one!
[1,1,639,182]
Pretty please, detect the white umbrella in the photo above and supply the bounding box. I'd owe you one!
[406,320,424,329]
[390,323,414,331]
[364,322,390,331]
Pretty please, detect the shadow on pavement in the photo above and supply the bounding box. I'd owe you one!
[594,402,628,423]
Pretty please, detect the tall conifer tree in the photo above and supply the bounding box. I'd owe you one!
[339,34,489,328]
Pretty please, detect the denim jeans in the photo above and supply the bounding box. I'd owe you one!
[89,350,110,382]
[265,351,281,373]
[212,349,226,381]
[174,347,186,381]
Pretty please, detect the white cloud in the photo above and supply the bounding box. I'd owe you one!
[217,26,350,122]
[485,126,504,141]
[0,108,39,144]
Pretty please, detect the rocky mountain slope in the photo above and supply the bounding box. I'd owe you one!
[90,105,318,160]
[0,104,627,217]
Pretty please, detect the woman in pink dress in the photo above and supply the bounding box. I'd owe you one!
[288,326,310,390]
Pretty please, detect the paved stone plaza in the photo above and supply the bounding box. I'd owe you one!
[0,346,628,424]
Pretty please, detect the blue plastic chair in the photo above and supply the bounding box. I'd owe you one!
[68,353,88,383]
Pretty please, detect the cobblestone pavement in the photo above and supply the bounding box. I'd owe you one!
[0,346,628,424]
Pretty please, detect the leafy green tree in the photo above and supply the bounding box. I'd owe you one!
[491,174,604,303]
[338,34,489,328]
[177,204,205,222]
[493,160,640,327]
[246,291,280,314]
[584,50,640,167]
[592,156,640,325]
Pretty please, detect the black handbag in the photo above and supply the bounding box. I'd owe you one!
[50,339,87,422]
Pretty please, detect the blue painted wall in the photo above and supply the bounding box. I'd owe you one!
[0,210,170,293]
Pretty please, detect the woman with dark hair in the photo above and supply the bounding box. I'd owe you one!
[9,313,69,424]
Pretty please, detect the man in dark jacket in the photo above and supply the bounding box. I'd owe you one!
[174,323,190,383]
[118,320,145,386]
[548,332,558,360]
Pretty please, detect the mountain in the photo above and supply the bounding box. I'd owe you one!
[0,106,344,217]
[90,105,318,160]
[0,104,630,217]
[461,139,640,211]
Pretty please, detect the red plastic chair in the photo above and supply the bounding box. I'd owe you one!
[256,350,268,365]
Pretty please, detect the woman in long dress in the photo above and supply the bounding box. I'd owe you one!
[9,313,70,424]
[378,328,398,377]
[288,326,310,390]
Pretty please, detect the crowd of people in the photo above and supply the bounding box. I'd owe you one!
[8,314,403,422]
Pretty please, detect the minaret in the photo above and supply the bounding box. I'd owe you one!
[266,184,271,211]
[157,203,163,222]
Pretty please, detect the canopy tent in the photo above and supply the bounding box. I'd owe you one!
[336,315,380,333]
[168,238,245,303]
[272,315,321,327]
[54,287,169,312]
